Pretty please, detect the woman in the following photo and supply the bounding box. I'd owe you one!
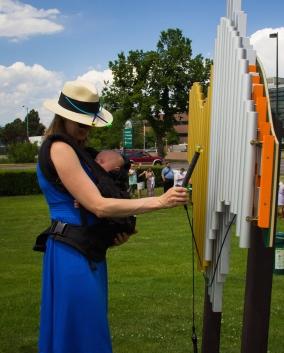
[128,163,138,198]
[175,167,186,186]
[139,167,155,196]
[278,181,284,218]
[36,80,188,353]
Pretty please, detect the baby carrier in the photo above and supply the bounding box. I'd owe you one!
[33,133,136,263]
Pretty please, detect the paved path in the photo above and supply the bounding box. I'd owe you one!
[1,154,283,175]
[0,163,36,170]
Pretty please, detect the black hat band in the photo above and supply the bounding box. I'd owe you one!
[58,92,100,116]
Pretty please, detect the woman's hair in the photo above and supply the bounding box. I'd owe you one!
[44,114,88,146]
[44,114,67,139]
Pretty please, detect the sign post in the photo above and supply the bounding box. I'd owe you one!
[123,120,133,148]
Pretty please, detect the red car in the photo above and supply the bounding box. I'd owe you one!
[122,149,164,166]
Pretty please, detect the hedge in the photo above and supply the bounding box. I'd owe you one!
[0,170,41,196]
[0,166,164,196]
[7,142,38,163]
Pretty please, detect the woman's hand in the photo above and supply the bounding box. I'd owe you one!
[113,233,130,246]
[158,186,189,208]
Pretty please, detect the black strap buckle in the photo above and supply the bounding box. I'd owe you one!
[51,221,67,235]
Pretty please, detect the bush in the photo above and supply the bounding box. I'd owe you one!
[7,142,38,163]
[0,170,41,196]
[0,157,9,164]
[0,165,164,196]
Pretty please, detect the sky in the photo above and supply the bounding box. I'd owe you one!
[0,0,283,128]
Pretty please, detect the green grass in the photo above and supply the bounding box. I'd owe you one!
[0,195,283,353]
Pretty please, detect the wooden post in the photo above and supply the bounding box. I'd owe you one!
[241,226,274,353]
[241,108,282,353]
[201,289,222,353]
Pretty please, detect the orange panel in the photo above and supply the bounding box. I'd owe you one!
[256,96,267,128]
[258,122,271,141]
[252,75,260,84]
[252,84,264,101]
[249,65,257,73]
[258,135,275,228]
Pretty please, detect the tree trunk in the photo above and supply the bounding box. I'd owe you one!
[241,227,274,353]
[156,134,165,157]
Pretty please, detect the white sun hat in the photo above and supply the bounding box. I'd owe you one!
[44,80,113,127]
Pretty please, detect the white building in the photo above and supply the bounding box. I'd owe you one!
[29,136,43,146]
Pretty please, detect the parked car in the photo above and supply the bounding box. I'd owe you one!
[169,143,188,152]
[121,149,164,166]
[145,147,158,153]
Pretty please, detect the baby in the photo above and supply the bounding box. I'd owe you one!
[74,150,125,208]
[95,149,125,173]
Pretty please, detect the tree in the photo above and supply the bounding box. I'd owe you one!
[0,110,46,145]
[25,109,45,136]
[87,109,125,150]
[0,119,27,145]
[102,28,212,156]
[166,129,179,145]
[144,129,157,148]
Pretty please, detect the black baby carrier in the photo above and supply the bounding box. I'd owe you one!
[33,133,136,264]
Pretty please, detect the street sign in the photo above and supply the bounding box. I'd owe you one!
[123,127,132,148]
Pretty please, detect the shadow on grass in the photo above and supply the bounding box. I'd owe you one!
[19,345,37,353]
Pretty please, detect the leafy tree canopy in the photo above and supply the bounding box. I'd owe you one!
[25,109,45,137]
[0,118,27,145]
[0,109,45,145]
[102,28,212,155]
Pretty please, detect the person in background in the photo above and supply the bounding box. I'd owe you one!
[35,80,189,353]
[136,163,145,198]
[161,162,174,192]
[278,181,284,218]
[139,167,155,196]
[175,167,186,187]
[128,163,138,198]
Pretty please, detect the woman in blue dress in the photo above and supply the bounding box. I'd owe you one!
[37,80,189,353]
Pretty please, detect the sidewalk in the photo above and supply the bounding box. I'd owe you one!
[165,151,188,161]
[0,163,36,170]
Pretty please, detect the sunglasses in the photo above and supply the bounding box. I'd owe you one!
[77,122,90,129]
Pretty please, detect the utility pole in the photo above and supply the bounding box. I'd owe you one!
[22,105,29,139]
[143,121,146,150]
[269,33,279,120]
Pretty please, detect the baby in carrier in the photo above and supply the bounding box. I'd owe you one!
[34,146,136,263]
[74,149,136,247]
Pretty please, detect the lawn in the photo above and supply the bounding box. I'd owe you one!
[0,195,283,353]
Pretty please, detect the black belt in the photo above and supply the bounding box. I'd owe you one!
[34,216,136,265]
[50,220,68,234]
[33,220,107,264]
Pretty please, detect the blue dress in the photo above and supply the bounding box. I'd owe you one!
[37,164,113,353]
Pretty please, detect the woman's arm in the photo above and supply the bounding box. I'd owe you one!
[161,169,165,181]
[51,142,188,218]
